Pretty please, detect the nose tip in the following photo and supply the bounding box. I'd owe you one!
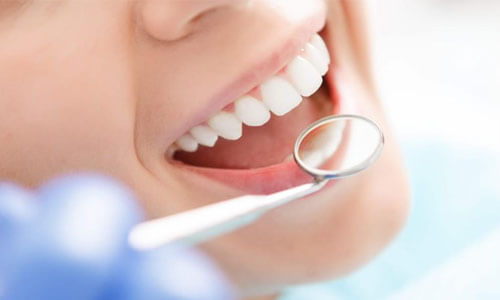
[141,0,249,42]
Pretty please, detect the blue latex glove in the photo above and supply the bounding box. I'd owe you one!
[0,175,234,300]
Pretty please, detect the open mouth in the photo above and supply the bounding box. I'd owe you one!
[167,30,342,193]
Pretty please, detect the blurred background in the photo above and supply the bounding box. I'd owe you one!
[282,1,500,299]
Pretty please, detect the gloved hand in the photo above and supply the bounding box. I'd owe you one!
[0,175,234,300]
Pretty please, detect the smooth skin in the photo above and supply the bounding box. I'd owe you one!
[0,1,409,299]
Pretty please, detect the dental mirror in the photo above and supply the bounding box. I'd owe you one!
[294,114,384,181]
[129,114,384,251]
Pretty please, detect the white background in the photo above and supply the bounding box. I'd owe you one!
[368,0,500,152]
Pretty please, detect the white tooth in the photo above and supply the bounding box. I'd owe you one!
[234,95,271,127]
[300,150,325,169]
[175,134,198,152]
[310,33,330,65]
[260,76,302,116]
[303,43,329,76]
[208,112,242,140]
[286,56,323,97]
[190,125,218,147]
[166,144,179,157]
[298,120,345,168]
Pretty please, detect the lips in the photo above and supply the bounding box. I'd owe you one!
[167,27,345,194]
[168,33,331,155]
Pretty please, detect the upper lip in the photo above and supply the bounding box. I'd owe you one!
[168,12,327,147]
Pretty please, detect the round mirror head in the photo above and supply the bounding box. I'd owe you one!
[294,114,384,180]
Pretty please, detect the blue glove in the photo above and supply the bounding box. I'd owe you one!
[0,175,234,300]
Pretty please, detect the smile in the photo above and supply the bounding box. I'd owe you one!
[169,33,330,154]
[167,28,345,194]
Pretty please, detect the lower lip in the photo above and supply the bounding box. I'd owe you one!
[171,68,351,194]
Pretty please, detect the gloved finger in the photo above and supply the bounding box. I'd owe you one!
[4,175,143,300]
[37,174,143,262]
[112,246,235,300]
[0,183,37,297]
[0,183,37,240]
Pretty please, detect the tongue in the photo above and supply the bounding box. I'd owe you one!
[175,90,333,169]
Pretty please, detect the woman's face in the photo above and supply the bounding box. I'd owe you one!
[0,0,409,298]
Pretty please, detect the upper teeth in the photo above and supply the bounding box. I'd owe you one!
[260,76,302,116]
[234,95,271,126]
[174,33,331,153]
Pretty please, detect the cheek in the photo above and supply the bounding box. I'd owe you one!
[0,34,136,186]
